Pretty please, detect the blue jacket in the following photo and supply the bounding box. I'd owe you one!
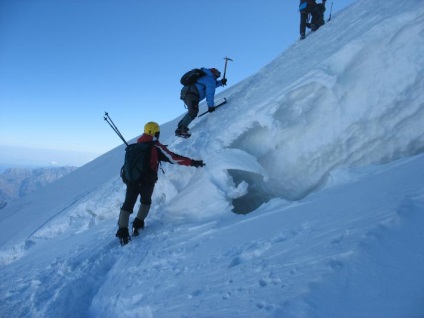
[194,68,225,107]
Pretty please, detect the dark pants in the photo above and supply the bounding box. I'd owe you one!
[300,3,325,35]
[300,12,309,35]
[300,3,315,35]
[121,182,155,213]
[178,86,200,129]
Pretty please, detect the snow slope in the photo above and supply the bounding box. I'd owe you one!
[1,0,424,317]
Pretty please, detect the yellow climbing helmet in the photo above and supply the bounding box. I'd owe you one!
[144,121,160,137]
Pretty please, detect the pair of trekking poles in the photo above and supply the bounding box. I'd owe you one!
[104,112,129,146]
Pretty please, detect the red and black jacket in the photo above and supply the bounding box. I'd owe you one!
[137,133,193,175]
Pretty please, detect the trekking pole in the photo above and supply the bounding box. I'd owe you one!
[103,112,129,146]
[327,1,333,22]
[222,56,233,82]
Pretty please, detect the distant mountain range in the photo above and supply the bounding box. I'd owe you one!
[0,166,77,209]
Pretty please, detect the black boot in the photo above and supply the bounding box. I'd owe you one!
[116,227,131,246]
[175,127,191,138]
[132,218,145,236]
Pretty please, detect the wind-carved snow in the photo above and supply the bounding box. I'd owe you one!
[197,2,424,205]
[1,0,424,317]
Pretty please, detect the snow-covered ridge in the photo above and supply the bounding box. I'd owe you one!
[164,0,424,205]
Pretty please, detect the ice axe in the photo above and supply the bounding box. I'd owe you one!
[198,98,227,118]
[222,56,233,84]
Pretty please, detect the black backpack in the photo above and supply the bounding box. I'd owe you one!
[180,68,206,86]
[121,142,154,184]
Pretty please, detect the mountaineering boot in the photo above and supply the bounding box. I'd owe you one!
[175,127,191,138]
[116,209,131,245]
[132,218,145,236]
[116,227,131,246]
[300,33,306,40]
[132,204,150,236]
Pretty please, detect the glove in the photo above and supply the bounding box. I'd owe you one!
[208,107,216,113]
[221,78,227,86]
[190,160,205,168]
